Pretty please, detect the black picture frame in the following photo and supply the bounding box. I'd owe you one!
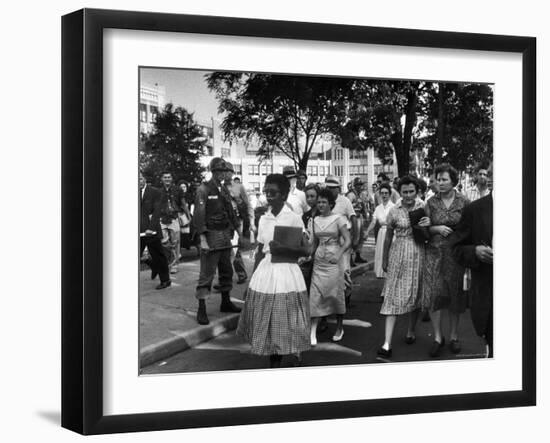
[61,8,536,435]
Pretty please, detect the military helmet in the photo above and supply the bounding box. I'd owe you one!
[209,157,227,172]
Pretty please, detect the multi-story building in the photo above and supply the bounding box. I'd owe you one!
[198,118,332,193]
[325,145,397,190]
[139,83,166,135]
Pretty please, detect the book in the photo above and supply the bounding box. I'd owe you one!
[270,225,303,263]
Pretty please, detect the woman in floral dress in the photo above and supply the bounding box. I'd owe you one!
[377,176,431,358]
[421,164,470,357]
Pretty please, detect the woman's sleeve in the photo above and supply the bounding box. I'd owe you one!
[257,216,265,244]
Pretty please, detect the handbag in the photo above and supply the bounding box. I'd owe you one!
[408,208,429,245]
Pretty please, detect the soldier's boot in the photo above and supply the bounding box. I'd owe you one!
[197,299,209,325]
[220,292,241,313]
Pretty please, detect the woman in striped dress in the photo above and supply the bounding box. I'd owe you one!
[377,176,431,358]
[237,174,311,368]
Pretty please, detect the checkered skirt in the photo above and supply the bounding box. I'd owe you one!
[237,256,311,356]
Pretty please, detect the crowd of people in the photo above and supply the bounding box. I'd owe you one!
[140,157,494,368]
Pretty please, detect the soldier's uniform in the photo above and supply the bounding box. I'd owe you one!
[193,159,241,324]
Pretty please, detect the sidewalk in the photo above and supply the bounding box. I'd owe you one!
[139,242,375,369]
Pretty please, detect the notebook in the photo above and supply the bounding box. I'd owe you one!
[270,225,303,263]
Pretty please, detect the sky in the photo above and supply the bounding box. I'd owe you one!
[140,68,220,124]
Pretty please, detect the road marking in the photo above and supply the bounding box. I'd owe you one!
[325,318,372,328]
[310,342,362,357]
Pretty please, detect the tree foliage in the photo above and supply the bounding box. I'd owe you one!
[206,72,355,171]
[139,103,206,186]
[334,80,429,176]
[416,83,494,173]
[205,72,493,177]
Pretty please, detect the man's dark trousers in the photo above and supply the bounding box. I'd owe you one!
[140,236,169,283]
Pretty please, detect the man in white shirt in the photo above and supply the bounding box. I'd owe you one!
[466,161,491,202]
[325,175,357,307]
[425,174,439,201]
[283,166,309,216]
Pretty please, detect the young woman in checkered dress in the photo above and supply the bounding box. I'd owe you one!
[237,174,311,368]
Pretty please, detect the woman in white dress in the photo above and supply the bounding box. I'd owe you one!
[365,183,395,278]
[237,174,311,368]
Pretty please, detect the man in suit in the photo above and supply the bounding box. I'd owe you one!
[140,173,171,290]
[450,163,493,357]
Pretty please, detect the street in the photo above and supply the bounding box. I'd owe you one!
[142,262,487,374]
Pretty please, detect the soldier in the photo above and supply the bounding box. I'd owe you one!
[193,157,241,325]
[346,177,368,264]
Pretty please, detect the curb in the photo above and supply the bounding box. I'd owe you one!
[140,261,374,369]
[351,261,373,278]
[140,312,240,369]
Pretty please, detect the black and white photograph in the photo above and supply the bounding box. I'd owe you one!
[138,67,495,374]
[3,0,545,440]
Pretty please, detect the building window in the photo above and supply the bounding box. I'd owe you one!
[248,165,260,175]
[310,166,318,176]
[234,164,242,175]
[149,105,158,123]
[319,166,325,176]
[140,103,147,123]
[250,182,260,192]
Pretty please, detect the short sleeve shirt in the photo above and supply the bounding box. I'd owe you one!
[332,194,356,228]
[257,205,305,254]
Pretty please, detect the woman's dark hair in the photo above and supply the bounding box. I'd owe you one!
[415,176,427,194]
[434,163,459,186]
[304,183,320,196]
[397,175,421,193]
[378,182,392,194]
[265,173,290,200]
[177,179,189,188]
[474,160,491,174]
[317,188,336,209]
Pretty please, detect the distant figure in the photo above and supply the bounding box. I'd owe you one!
[296,169,308,191]
[283,166,309,216]
[365,183,395,278]
[425,174,439,201]
[346,177,368,264]
[465,161,491,202]
[140,173,170,289]
[159,171,182,274]
[374,173,400,206]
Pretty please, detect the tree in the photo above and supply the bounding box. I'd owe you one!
[206,72,355,171]
[140,103,207,186]
[417,83,494,172]
[334,80,429,177]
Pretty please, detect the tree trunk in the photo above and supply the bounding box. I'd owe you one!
[436,83,445,164]
[297,154,309,172]
[392,128,407,177]
[401,89,418,176]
